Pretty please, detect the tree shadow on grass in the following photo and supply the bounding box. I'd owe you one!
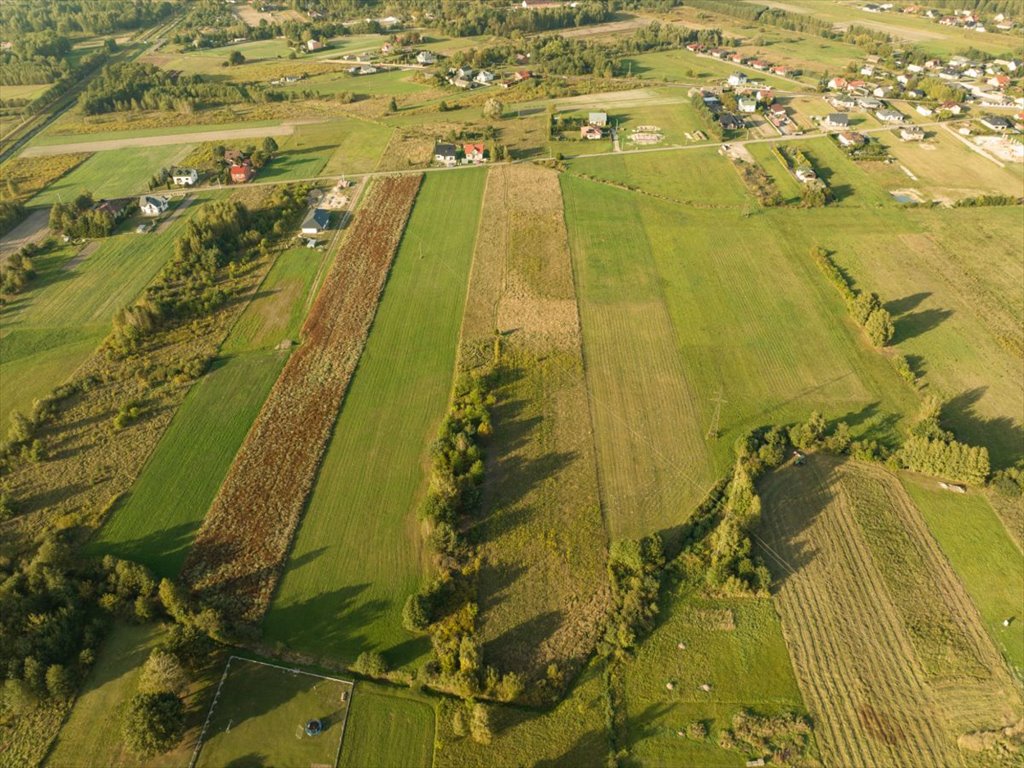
[942,387,1024,470]
[484,610,565,676]
[884,291,931,316]
[891,307,953,345]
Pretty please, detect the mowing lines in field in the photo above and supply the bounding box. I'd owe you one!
[263,169,485,662]
[760,457,1020,767]
[466,164,609,679]
[183,175,423,624]
[190,656,354,768]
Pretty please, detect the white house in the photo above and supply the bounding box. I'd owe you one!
[474,70,495,84]
[434,142,458,166]
[737,97,757,113]
[906,63,924,73]
[916,104,933,116]
[589,112,608,127]
[876,108,906,123]
[172,168,199,186]
[727,71,747,86]
[306,39,324,52]
[416,51,435,65]
[900,126,925,141]
[139,195,169,217]
[822,113,849,129]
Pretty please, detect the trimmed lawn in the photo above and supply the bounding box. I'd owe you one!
[338,684,436,768]
[29,145,194,204]
[195,659,352,768]
[263,169,486,667]
[903,476,1024,676]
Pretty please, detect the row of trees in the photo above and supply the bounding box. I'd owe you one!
[810,246,894,347]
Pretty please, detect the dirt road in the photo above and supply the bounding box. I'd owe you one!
[0,208,49,259]
[21,119,328,158]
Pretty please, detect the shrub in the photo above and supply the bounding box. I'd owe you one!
[470,702,493,744]
[138,649,188,695]
[353,650,389,678]
[122,692,185,756]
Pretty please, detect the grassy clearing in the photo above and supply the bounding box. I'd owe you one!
[93,244,331,577]
[903,477,1024,676]
[263,169,486,667]
[816,206,1023,467]
[29,145,193,204]
[463,164,609,682]
[337,683,436,768]
[321,119,394,175]
[195,659,352,768]
[759,456,1022,768]
[622,588,809,767]
[435,661,610,767]
[33,120,287,146]
[622,48,802,90]
[562,171,915,541]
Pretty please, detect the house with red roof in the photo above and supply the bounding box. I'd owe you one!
[463,143,486,164]
[230,161,254,183]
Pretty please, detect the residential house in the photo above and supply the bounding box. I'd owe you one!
[737,97,757,113]
[95,198,131,222]
[755,89,773,104]
[589,112,608,127]
[940,100,962,114]
[416,51,436,65]
[230,161,254,183]
[750,59,770,71]
[830,94,857,109]
[719,113,743,131]
[988,75,1011,89]
[727,71,747,86]
[822,113,849,129]
[580,125,603,140]
[455,66,475,80]
[358,65,378,75]
[916,104,933,116]
[857,96,882,109]
[770,65,792,76]
[434,142,458,165]
[838,131,867,148]
[139,195,169,217]
[980,115,1012,131]
[474,70,495,84]
[795,166,817,182]
[876,108,906,123]
[729,53,746,65]
[900,126,925,141]
[513,70,533,82]
[300,208,331,234]
[906,63,924,73]
[896,74,911,85]
[828,76,848,91]
[906,89,925,99]
[768,103,787,117]
[378,15,402,28]
[860,65,875,76]
[874,85,897,98]
[172,168,199,186]
[306,39,324,52]
[923,58,942,69]
[462,143,486,163]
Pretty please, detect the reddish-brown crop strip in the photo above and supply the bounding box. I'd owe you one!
[182,174,423,624]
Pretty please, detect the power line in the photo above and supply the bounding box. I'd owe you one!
[706,389,726,440]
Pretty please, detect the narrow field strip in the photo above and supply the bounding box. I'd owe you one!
[182,174,423,624]
[263,169,485,664]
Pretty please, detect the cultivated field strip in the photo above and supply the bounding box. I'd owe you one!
[760,458,963,767]
[182,174,423,623]
[467,164,609,680]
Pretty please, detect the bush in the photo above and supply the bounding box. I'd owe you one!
[864,307,894,347]
[470,702,493,744]
[122,692,185,756]
[352,650,389,678]
[138,649,188,695]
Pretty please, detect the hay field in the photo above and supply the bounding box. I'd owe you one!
[263,170,486,666]
[759,456,1022,768]
[562,172,915,540]
[463,164,609,682]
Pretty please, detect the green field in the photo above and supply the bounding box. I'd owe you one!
[92,246,329,576]
[321,119,395,175]
[0,205,202,423]
[0,83,53,101]
[622,48,804,90]
[263,169,486,666]
[34,119,286,146]
[195,659,351,768]
[29,145,194,204]
[338,684,436,768]
[562,169,915,540]
[903,477,1024,675]
[46,624,163,768]
[623,587,810,767]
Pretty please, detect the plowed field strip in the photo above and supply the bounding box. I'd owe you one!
[182,175,423,623]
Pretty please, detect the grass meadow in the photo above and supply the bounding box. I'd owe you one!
[29,145,193,204]
[1,205,202,423]
[337,683,436,768]
[623,589,810,767]
[195,660,351,768]
[561,166,916,540]
[263,169,486,667]
[903,477,1024,676]
[92,246,330,576]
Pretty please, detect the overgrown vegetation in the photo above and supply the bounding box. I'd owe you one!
[810,246,893,347]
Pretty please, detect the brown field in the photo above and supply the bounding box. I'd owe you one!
[234,4,306,26]
[759,456,1022,768]
[0,153,91,201]
[464,164,609,684]
[182,174,423,624]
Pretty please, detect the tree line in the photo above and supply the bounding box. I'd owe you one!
[0,0,172,36]
[78,62,259,115]
[810,246,894,347]
[436,1,613,37]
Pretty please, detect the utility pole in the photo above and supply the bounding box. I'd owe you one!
[707,389,726,440]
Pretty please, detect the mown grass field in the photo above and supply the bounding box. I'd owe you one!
[195,660,351,768]
[759,457,1022,768]
[812,206,1023,468]
[29,145,193,204]
[1,204,202,423]
[903,477,1024,676]
[263,169,486,667]
[33,119,287,146]
[434,662,610,767]
[621,48,803,91]
[93,245,330,576]
[562,166,916,540]
[623,589,810,767]
[338,683,436,768]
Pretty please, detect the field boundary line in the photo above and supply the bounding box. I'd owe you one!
[334,680,356,768]
[188,655,235,768]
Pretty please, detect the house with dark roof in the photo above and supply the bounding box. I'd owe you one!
[434,142,458,166]
[300,208,331,234]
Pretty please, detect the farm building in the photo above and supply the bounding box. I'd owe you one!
[300,208,331,234]
[230,162,255,183]
[434,142,458,166]
[823,113,849,129]
[139,195,169,216]
[589,112,608,127]
[172,168,199,186]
